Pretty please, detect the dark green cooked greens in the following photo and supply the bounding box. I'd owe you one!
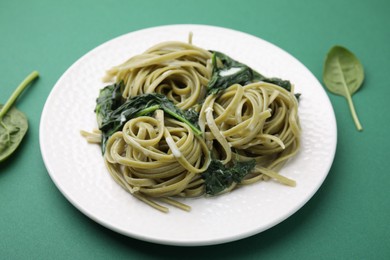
[202,159,256,195]
[207,51,293,95]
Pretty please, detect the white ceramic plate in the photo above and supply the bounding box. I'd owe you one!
[40,24,337,246]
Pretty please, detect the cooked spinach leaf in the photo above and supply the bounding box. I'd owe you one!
[207,51,292,95]
[95,81,123,129]
[202,159,256,195]
[0,71,39,162]
[96,87,202,153]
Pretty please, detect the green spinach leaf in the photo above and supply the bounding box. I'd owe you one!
[201,159,256,195]
[0,71,39,162]
[0,106,28,162]
[323,45,364,131]
[95,81,124,129]
[207,51,292,95]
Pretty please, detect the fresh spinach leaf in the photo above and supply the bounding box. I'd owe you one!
[96,89,202,153]
[323,45,364,131]
[0,106,28,162]
[202,159,256,195]
[207,51,292,95]
[0,71,39,162]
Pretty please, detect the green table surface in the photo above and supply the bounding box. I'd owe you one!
[1,0,389,259]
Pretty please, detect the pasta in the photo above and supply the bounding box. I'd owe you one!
[82,37,301,213]
[102,40,212,109]
[200,82,300,188]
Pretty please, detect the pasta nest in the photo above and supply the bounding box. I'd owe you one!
[104,110,210,200]
[103,42,213,110]
[200,82,300,172]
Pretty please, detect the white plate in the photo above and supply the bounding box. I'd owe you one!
[40,24,337,246]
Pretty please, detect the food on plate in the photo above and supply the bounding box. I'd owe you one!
[81,36,301,212]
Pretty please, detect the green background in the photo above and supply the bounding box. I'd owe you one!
[1,0,389,259]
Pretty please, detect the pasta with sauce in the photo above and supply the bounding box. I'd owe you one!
[81,36,301,213]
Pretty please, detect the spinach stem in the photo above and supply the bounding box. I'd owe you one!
[136,105,160,116]
[0,71,39,119]
[345,92,363,131]
[164,109,202,136]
